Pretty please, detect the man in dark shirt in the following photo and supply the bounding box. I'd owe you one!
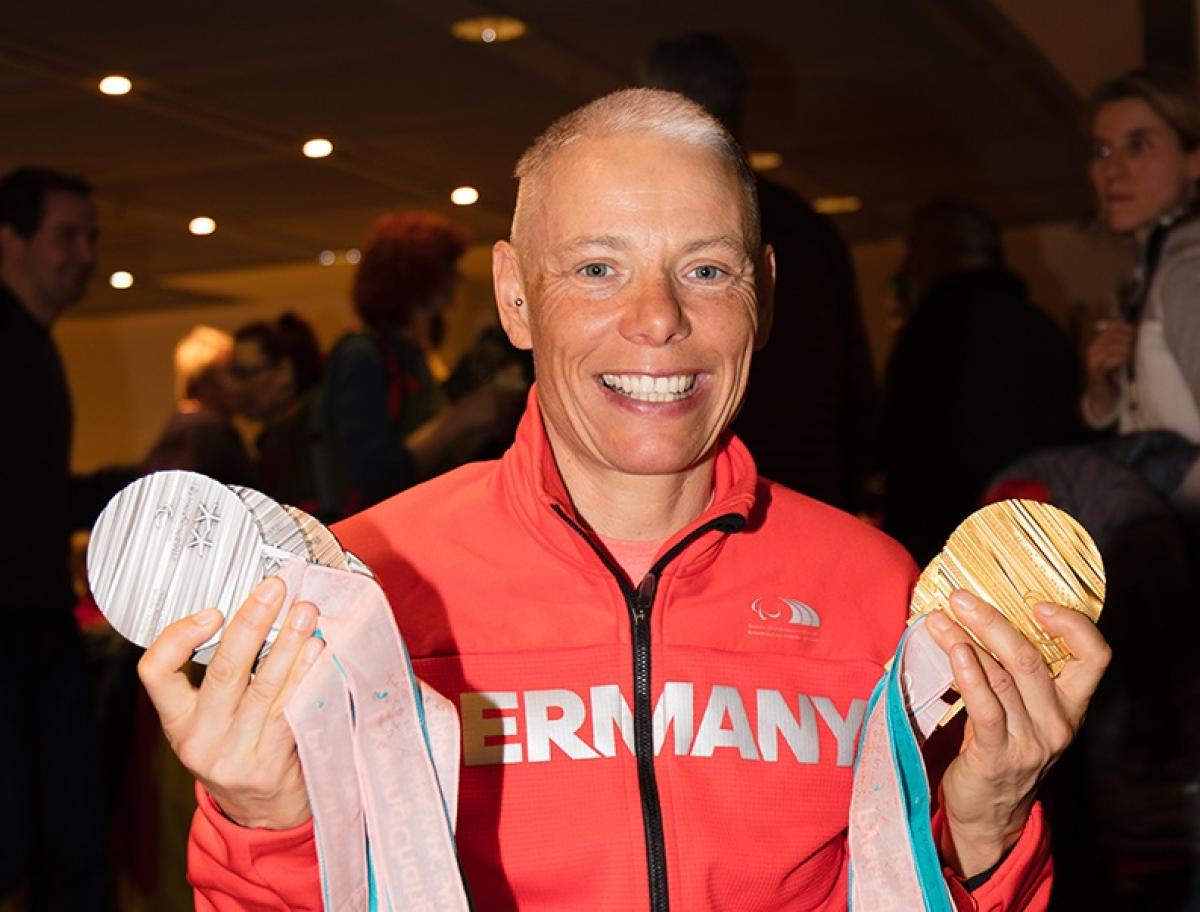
[0,166,107,909]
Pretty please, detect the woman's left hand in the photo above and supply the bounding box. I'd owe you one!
[924,590,1111,877]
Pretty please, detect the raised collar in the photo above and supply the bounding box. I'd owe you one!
[498,385,758,576]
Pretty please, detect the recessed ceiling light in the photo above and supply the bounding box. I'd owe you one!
[98,75,132,96]
[748,151,782,172]
[451,16,526,44]
[812,195,863,215]
[189,216,216,236]
[345,248,362,265]
[318,250,336,266]
[303,138,334,159]
[450,186,479,206]
[109,271,134,289]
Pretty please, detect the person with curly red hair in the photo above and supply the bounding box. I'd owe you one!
[317,210,520,518]
[352,211,466,343]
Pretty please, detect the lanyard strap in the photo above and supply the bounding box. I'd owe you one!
[279,559,468,911]
[849,616,957,910]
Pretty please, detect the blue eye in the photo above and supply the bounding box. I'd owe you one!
[690,264,725,281]
[580,263,612,278]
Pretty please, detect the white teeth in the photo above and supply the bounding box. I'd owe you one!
[600,373,697,402]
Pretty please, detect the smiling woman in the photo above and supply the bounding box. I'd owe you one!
[155,85,1114,912]
[494,125,770,539]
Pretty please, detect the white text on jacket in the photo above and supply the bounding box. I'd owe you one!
[460,683,867,767]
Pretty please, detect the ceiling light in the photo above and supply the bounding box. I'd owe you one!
[450,186,479,206]
[345,248,362,265]
[451,16,526,44]
[318,250,336,266]
[748,151,782,172]
[812,195,863,215]
[303,138,334,159]
[189,216,216,236]
[98,75,132,96]
[109,271,134,289]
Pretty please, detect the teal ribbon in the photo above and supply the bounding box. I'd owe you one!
[850,623,954,910]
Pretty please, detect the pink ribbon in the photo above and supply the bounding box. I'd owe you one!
[276,559,468,911]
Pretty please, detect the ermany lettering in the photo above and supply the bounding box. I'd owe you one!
[460,683,866,767]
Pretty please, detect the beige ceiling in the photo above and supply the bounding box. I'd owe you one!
[2,0,1142,316]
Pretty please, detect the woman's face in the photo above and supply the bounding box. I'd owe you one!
[231,338,294,421]
[1089,97,1200,235]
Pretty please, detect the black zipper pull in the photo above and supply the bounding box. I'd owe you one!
[634,572,658,622]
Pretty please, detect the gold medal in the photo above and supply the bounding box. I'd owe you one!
[907,499,1105,724]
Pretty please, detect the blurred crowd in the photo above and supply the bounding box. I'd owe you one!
[3,29,1200,912]
[148,210,530,524]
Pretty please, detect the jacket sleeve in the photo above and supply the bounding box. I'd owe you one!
[1158,253,1200,404]
[189,784,324,911]
[936,802,1053,911]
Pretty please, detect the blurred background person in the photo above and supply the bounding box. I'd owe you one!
[0,165,108,910]
[231,313,324,511]
[143,324,252,485]
[442,323,534,461]
[317,210,523,518]
[641,33,879,513]
[1083,69,1200,506]
[1063,67,1200,911]
[986,437,1199,912]
[77,324,253,912]
[84,322,272,912]
[881,199,1083,566]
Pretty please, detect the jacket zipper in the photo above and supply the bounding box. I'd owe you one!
[551,504,745,912]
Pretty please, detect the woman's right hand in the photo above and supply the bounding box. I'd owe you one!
[137,577,324,829]
[1085,320,1134,385]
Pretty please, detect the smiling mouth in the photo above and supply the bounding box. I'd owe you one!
[600,372,698,403]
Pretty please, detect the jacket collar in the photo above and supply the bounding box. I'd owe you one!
[499,385,758,575]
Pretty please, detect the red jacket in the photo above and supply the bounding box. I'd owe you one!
[189,394,1052,910]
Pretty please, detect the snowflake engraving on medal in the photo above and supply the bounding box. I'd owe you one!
[187,502,221,556]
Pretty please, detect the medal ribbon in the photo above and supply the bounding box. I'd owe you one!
[849,615,957,910]
[277,559,469,911]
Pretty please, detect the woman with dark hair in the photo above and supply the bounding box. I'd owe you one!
[1083,69,1200,445]
[231,312,325,511]
[319,210,518,518]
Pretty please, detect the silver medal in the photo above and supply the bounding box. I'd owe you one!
[344,550,375,578]
[230,485,309,574]
[284,505,348,569]
[88,471,267,651]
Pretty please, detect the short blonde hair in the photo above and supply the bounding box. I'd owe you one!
[511,88,760,251]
